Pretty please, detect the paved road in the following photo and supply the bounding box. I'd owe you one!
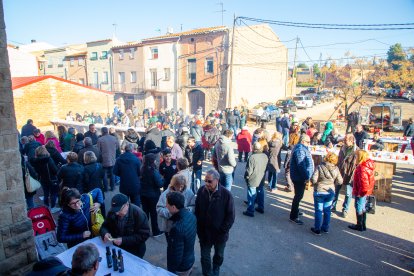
[103,151,414,275]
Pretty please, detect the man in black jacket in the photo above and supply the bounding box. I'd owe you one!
[101,194,150,258]
[195,169,235,276]
[84,124,99,145]
[354,124,370,149]
[21,119,37,137]
[166,192,196,275]
[184,137,204,193]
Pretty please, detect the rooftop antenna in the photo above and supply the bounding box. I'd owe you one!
[215,2,226,26]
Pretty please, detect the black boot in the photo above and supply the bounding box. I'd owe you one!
[348,213,364,231]
[362,212,367,231]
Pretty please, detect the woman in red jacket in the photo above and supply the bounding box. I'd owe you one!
[236,126,252,162]
[349,150,375,231]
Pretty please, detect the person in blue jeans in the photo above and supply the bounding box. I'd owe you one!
[332,134,359,218]
[213,130,237,191]
[267,132,283,192]
[310,152,343,235]
[243,142,268,217]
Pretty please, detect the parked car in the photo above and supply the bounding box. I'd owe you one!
[276,99,298,113]
[318,91,334,102]
[385,89,399,98]
[368,89,379,96]
[402,91,412,99]
[312,94,322,104]
[293,96,314,109]
[359,102,403,131]
[300,87,317,95]
[249,103,281,122]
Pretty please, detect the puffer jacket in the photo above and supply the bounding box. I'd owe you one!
[213,135,237,174]
[167,208,197,273]
[353,159,375,197]
[57,162,84,193]
[290,143,314,182]
[57,188,104,248]
[156,187,195,232]
[311,162,343,193]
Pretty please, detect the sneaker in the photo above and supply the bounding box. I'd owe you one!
[243,211,254,217]
[311,227,321,236]
[321,229,329,234]
[50,207,61,213]
[289,218,304,225]
[255,207,264,214]
[341,210,348,218]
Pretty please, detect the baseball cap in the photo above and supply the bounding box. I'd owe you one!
[110,194,129,213]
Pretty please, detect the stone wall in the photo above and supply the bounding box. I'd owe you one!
[0,1,38,274]
[13,77,115,129]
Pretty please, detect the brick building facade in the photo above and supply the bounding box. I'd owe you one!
[12,76,115,129]
[0,1,38,274]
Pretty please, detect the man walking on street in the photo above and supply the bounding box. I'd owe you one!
[243,142,268,217]
[289,134,314,225]
[195,169,235,276]
[97,127,119,191]
[213,129,237,191]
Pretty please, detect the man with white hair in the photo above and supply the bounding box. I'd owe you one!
[243,142,269,217]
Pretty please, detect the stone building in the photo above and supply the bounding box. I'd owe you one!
[12,75,114,129]
[0,1,38,274]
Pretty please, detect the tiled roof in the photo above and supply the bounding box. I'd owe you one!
[112,42,142,50]
[65,51,87,57]
[11,75,113,94]
[86,38,112,44]
[142,26,227,42]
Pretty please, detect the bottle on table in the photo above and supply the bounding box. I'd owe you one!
[112,248,118,271]
[118,249,124,273]
[106,246,112,268]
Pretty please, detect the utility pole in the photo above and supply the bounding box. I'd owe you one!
[228,14,236,108]
[290,36,299,97]
[215,2,226,26]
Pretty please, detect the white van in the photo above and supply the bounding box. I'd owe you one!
[293,96,313,109]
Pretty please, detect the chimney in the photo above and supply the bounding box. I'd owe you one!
[31,39,36,43]
[166,27,173,35]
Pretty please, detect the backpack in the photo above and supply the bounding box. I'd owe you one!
[28,206,56,235]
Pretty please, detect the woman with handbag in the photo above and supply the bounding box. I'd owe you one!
[31,146,60,213]
[57,187,104,248]
[348,150,375,232]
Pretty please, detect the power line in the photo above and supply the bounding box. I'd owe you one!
[237,19,297,43]
[238,17,414,30]
[298,38,313,62]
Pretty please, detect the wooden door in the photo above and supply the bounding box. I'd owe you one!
[188,90,205,115]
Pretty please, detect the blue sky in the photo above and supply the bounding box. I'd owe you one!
[4,0,414,66]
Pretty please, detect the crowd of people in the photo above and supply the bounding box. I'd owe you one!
[20,103,404,275]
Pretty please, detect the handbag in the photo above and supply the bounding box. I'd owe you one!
[25,166,41,193]
[88,193,104,237]
[365,195,376,214]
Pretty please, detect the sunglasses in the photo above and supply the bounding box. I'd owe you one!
[205,179,214,184]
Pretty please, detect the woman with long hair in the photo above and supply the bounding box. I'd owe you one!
[267,132,283,192]
[310,152,343,235]
[45,130,62,153]
[56,187,104,248]
[30,146,59,212]
[140,153,164,237]
[57,125,67,151]
[348,150,375,231]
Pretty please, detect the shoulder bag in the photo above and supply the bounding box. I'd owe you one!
[88,193,104,236]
